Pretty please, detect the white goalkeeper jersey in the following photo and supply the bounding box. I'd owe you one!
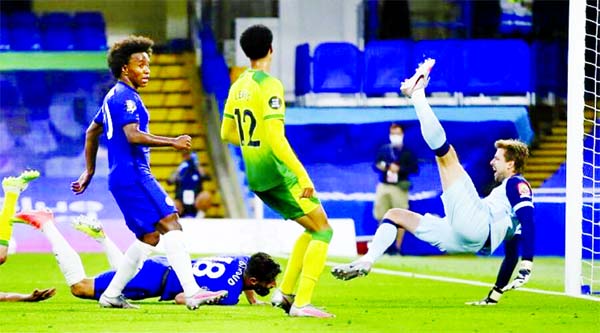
[481,174,534,254]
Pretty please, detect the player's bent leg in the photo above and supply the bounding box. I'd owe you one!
[434,146,469,192]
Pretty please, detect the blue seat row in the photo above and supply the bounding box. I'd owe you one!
[296,39,566,99]
[0,11,107,51]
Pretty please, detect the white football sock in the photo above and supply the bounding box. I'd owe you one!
[41,222,86,286]
[361,222,398,263]
[162,230,200,297]
[103,240,153,298]
[98,237,124,271]
[411,89,447,151]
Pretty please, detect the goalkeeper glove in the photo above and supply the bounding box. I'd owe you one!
[465,286,503,306]
[503,260,533,291]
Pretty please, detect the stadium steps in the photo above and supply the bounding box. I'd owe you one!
[524,116,593,188]
[141,53,225,217]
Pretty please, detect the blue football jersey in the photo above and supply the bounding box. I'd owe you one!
[160,255,250,305]
[93,81,152,188]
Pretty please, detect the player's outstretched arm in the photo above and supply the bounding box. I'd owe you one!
[0,288,56,302]
[72,122,103,194]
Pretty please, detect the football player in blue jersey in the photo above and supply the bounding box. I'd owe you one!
[71,35,227,309]
[13,210,281,306]
[332,59,535,306]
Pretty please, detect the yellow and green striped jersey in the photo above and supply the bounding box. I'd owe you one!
[223,69,297,191]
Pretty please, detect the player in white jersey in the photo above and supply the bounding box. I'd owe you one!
[332,59,535,305]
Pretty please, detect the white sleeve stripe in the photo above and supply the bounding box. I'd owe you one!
[514,201,534,211]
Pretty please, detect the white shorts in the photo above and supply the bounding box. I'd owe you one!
[414,174,491,253]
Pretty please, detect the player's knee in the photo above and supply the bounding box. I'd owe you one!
[383,208,410,226]
[70,282,88,298]
[0,254,7,265]
[311,228,333,243]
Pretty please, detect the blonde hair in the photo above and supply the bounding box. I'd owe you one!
[495,139,529,174]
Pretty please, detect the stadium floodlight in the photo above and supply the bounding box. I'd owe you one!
[566,0,599,297]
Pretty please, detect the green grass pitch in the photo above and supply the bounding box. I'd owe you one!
[1,253,598,332]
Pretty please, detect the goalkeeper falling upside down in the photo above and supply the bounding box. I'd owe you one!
[331,59,535,306]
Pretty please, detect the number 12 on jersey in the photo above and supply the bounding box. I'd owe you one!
[234,108,260,147]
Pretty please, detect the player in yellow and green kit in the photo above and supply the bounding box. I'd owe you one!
[221,24,334,318]
[0,169,56,302]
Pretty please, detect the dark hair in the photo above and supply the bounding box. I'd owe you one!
[495,139,529,174]
[245,252,281,283]
[107,35,154,79]
[240,25,272,60]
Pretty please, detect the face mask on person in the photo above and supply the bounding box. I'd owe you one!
[389,134,404,146]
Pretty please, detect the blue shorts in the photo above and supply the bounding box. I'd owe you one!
[110,177,177,239]
[94,257,171,300]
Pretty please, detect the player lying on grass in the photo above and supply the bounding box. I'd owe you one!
[332,59,535,306]
[13,210,281,306]
[0,170,56,303]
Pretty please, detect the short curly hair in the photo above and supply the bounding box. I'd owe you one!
[107,35,154,79]
[240,25,272,60]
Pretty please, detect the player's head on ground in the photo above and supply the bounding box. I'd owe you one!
[244,252,281,296]
[240,24,273,61]
[107,35,154,88]
[491,139,530,181]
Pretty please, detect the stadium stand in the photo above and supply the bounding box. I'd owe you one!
[0,11,107,51]
[295,39,534,106]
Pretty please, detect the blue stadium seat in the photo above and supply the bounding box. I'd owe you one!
[0,79,20,108]
[532,41,560,97]
[41,27,74,51]
[312,42,363,94]
[0,26,10,51]
[8,12,38,28]
[39,12,72,29]
[363,40,412,96]
[461,39,532,96]
[73,12,105,29]
[294,43,311,96]
[16,71,50,119]
[73,26,107,50]
[412,40,462,94]
[9,26,41,51]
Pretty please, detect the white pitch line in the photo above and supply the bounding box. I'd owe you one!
[326,261,600,302]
